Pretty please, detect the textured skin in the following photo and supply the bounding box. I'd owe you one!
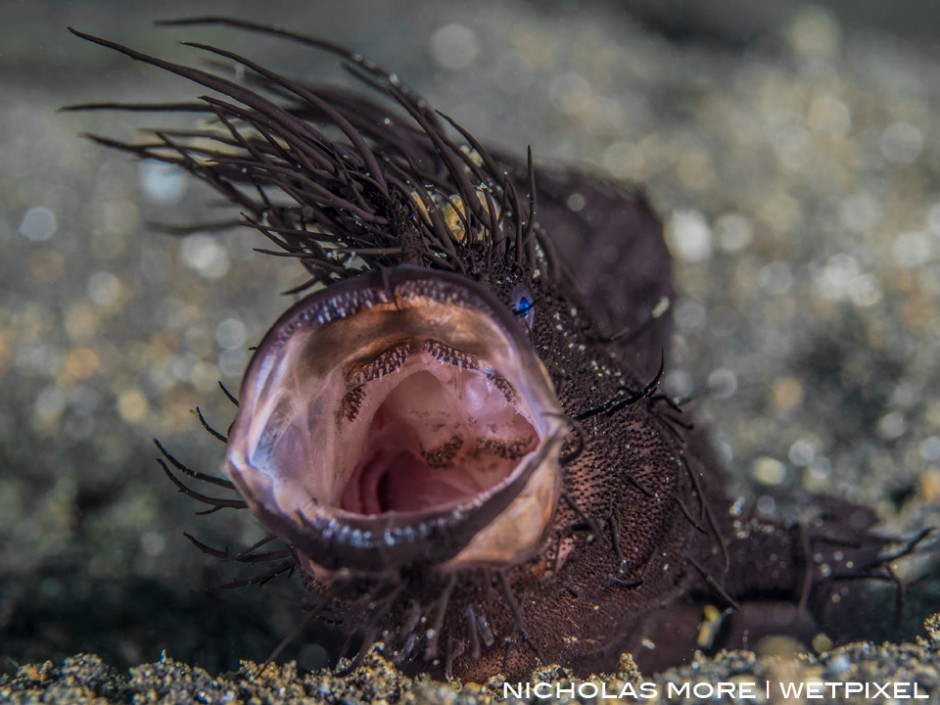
[532,167,674,381]
[522,169,901,675]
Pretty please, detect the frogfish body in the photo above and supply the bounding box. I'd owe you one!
[69,18,925,681]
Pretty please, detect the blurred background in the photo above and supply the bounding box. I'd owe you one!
[2,0,939,675]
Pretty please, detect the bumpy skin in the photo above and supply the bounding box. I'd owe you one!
[70,20,913,681]
[524,167,902,676]
[533,168,674,380]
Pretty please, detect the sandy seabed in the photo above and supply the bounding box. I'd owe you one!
[2,0,940,699]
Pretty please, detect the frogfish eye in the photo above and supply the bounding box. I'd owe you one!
[224,265,565,581]
[511,284,535,331]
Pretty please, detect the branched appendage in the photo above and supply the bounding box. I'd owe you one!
[604,296,671,347]
[572,348,730,594]
[561,489,602,537]
[66,18,547,293]
[668,457,735,621]
[685,555,742,612]
[544,411,586,465]
[218,381,239,407]
[573,356,665,422]
[496,571,544,664]
[572,352,693,436]
[155,443,245,516]
[803,522,934,629]
[155,402,300,589]
[266,607,323,663]
[313,568,525,679]
[183,532,292,566]
[695,499,936,659]
[336,581,410,675]
[193,406,227,443]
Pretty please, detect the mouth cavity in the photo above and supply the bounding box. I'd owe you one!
[224,266,564,578]
[337,339,538,516]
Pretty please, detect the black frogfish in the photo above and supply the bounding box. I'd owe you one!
[69,19,929,682]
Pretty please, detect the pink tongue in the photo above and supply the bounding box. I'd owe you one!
[345,449,472,514]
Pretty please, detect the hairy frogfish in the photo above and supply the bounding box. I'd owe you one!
[68,18,931,682]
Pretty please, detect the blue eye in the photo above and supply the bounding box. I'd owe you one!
[511,284,535,331]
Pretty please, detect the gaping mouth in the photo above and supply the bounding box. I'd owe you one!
[225,266,565,578]
[336,339,539,516]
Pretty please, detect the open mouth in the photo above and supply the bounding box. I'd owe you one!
[336,339,539,516]
[224,266,565,578]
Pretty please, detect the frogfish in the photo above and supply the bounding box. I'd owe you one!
[68,18,930,682]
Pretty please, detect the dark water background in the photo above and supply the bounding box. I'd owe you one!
[1,0,939,675]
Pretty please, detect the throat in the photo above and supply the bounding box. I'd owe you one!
[338,366,537,516]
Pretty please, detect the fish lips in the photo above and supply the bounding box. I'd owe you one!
[224,265,566,580]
